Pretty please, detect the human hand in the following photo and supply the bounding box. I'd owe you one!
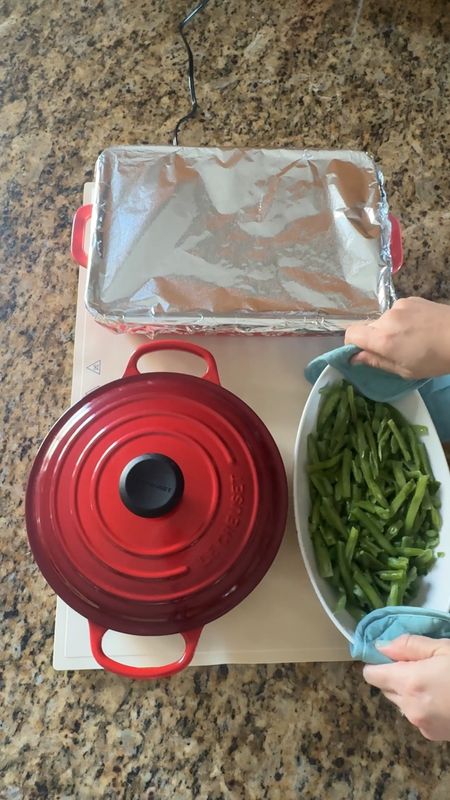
[363,634,450,741]
[345,297,450,379]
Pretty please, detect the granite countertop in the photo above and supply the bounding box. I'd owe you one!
[1,0,449,797]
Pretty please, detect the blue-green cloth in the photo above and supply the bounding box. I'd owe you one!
[305,344,450,662]
[351,607,450,664]
[304,344,450,442]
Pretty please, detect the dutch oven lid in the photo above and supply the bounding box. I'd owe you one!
[26,342,288,636]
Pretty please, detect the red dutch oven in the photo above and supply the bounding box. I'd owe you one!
[26,341,288,679]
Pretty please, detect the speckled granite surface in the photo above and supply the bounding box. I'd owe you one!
[1,0,449,797]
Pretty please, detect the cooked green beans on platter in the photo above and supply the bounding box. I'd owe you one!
[307,381,443,621]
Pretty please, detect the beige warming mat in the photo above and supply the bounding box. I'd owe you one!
[53,184,350,671]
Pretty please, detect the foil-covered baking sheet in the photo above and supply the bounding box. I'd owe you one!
[85,146,395,336]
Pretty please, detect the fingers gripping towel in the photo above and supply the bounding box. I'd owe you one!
[351,606,450,664]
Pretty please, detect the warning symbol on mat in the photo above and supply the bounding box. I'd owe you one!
[87,360,101,375]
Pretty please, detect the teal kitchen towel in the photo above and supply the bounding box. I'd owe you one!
[304,345,450,442]
[351,606,450,664]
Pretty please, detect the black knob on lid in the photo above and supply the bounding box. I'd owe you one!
[119,454,184,518]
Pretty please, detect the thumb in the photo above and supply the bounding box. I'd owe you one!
[377,634,441,662]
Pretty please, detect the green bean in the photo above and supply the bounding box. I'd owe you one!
[374,575,391,593]
[359,457,389,508]
[356,551,386,571]
[310,499,321,528]
[316,440,327,460]
[347,384,357,425]
[351,457,363,484]
[387,556,409,570]
[345,527,359,562]
[391,480,415,515]
[330,395,349,453]
[405,475,429,533]
[425,536,440,549]
[412,508,427,537]
[320,498,347,537]
[396,546,427,557]
[307,452,343,473]
[429,480,441,496]
[365,422,379,465]
[360,537,382,559]
[392,461,406,489]
[356,420,367,455]
[350,501,381,535]
[337,541,354,598]
[415,549,434,567]
[400,536,414,548]
[348,606,366,622]
[353,567,383,609]
[390,434,400,456]
[413,425,429,436]
[352,484,362,503]
[396,578,407,605]
[372,417,381,434]
[430,507,441,531]
[318,386,342,430]
[355,500,391,520]
[387,419,411,462]
[341,449,352,499]
[370,528,398,556]
[355,396,370,419]
[334,593,347,612]
[307,434,320,464]
[369,451,379,479]
[407,565,418,583]
[387,582,400,606]
[320,525,337,547]
[406,427,422,470]
[313,532,333,579]
[422,491,434,511]
[377,419,390,461]
[387,520,403,539]
[309,473,333,497]
[418,441,434,479]
[349,432,358,452]
[385,404,408,428]
[328,562,341,589]
[378,570,406,582]
[405,470,423,480]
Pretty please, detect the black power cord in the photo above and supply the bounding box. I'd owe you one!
[172,0,211,146]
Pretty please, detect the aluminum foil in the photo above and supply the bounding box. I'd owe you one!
[85,145,395,336]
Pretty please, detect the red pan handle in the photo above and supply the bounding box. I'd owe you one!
[123,340,221,385]
[71,204,93,268]
[389,213,403,275]
[89,622,203,680]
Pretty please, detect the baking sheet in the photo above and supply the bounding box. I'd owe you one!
[53,183,350,671]
[85,146,394,336]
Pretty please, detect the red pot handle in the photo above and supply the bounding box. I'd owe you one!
[389,213,403,275]
[71,204,93,268]
[123,340,221,385]
[89,622,203,680]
